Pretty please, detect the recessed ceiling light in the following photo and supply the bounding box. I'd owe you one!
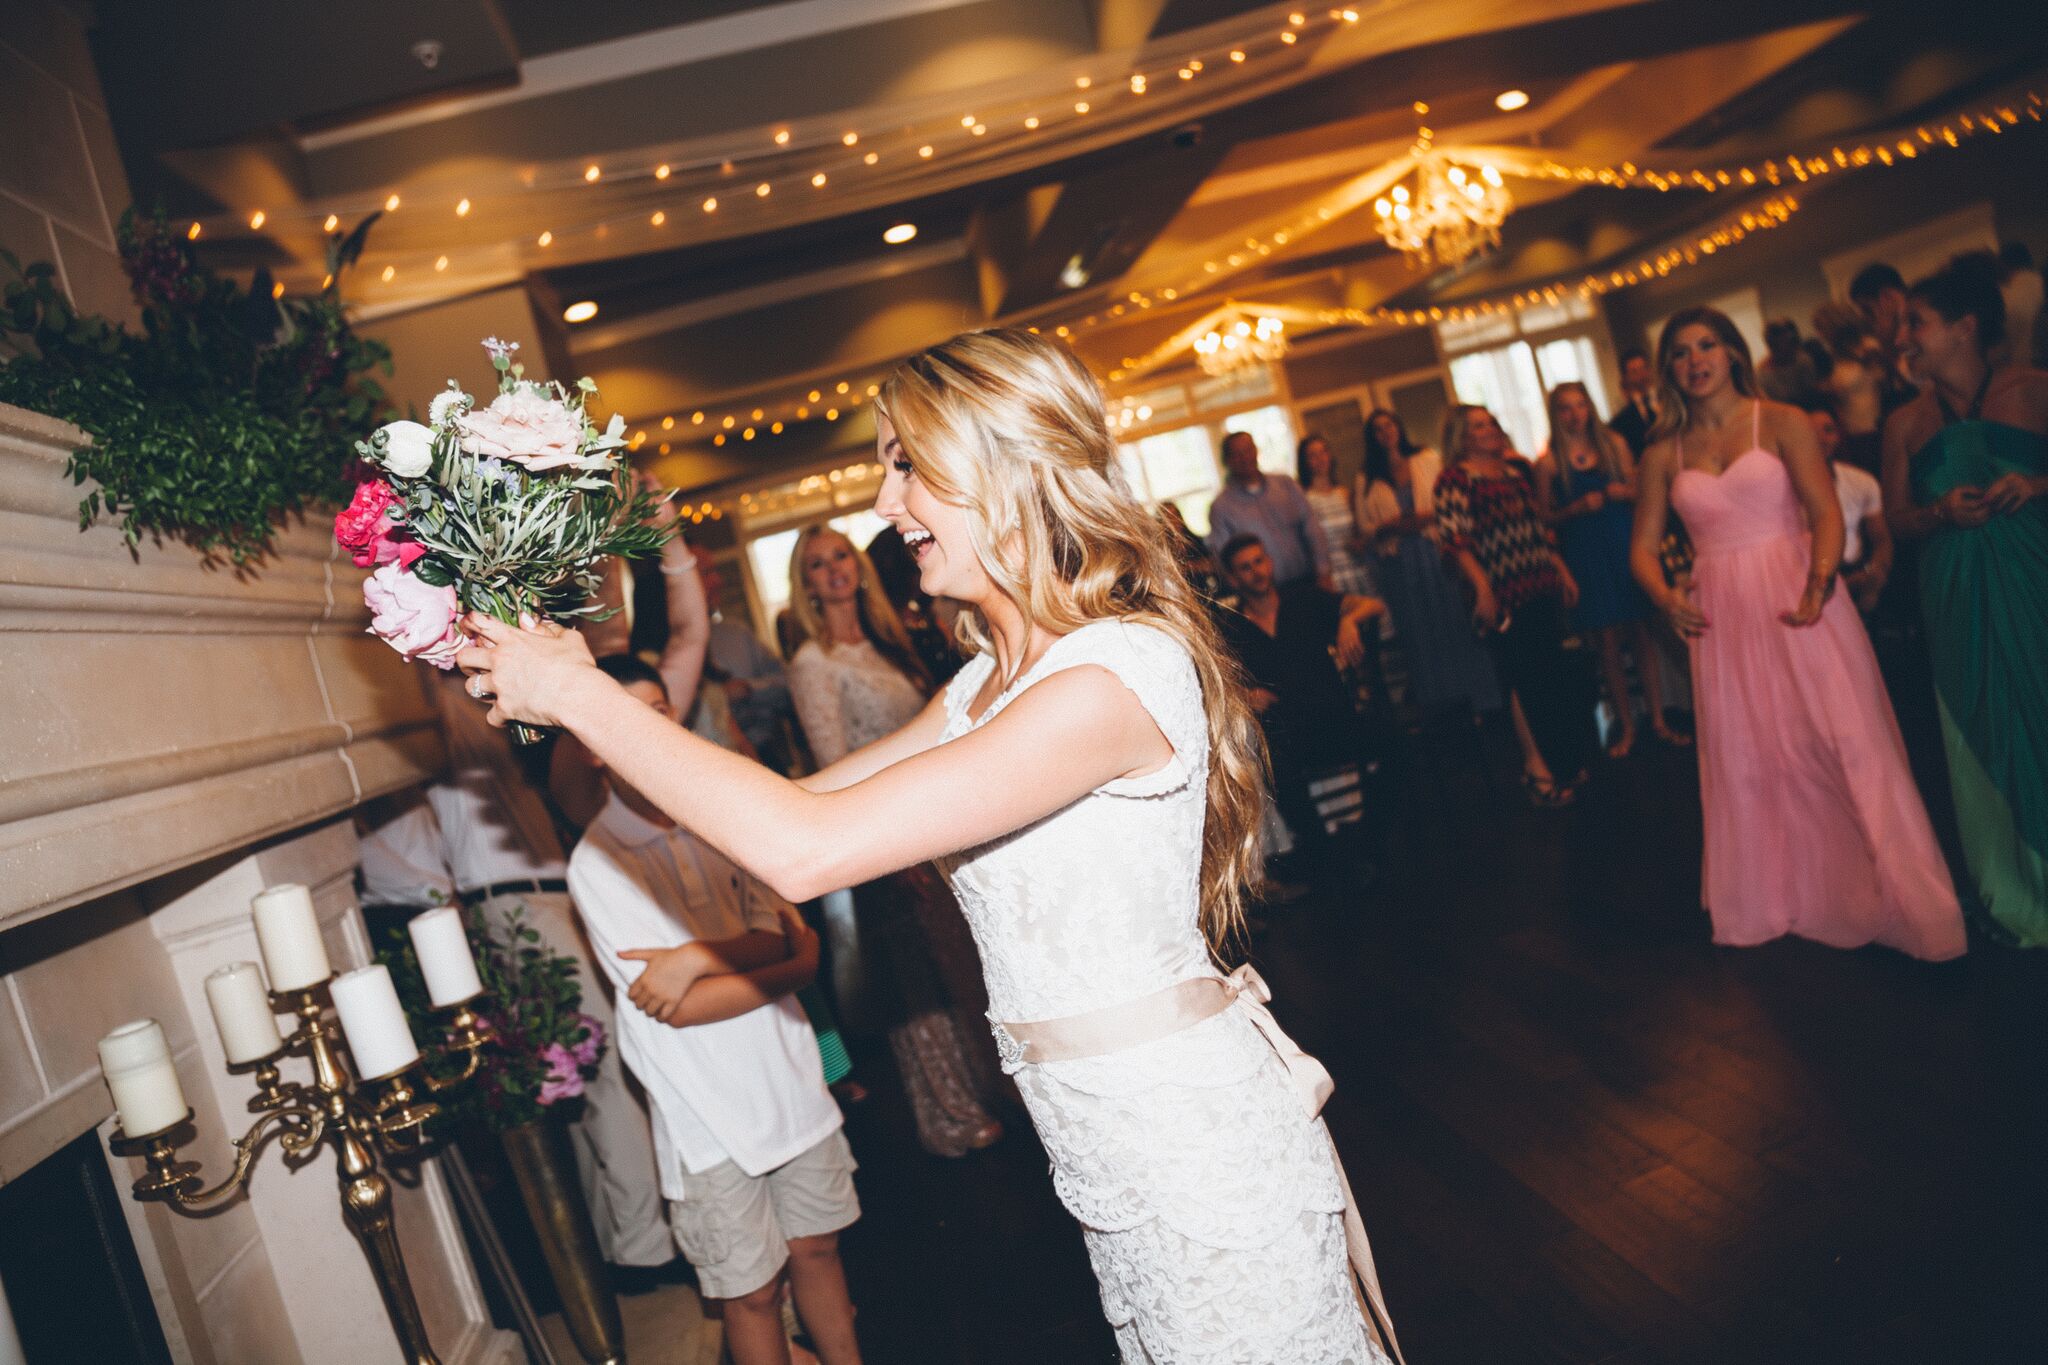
[883,223,917,245]
[1495,89,1530,112]
[563,300,598,323]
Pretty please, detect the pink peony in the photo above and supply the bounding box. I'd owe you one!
[457,389,590,472]
[537,1043,585,1105]
[334,480,425,569]
[570,1015,605,1069]
[363,562,465,669]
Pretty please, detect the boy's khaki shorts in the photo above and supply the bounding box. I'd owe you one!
[667,1129,860,1299]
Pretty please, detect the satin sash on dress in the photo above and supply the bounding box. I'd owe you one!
[995,965,1407,1364]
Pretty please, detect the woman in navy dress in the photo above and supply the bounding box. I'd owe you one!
[1534,382,1683,756]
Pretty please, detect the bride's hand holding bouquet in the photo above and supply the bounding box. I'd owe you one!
[456,612,609,732]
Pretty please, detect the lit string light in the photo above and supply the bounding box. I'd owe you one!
[1063,85,2045,350]
[164,3,1366,288]
[1105,195,1802,381]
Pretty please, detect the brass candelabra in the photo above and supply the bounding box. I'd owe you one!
[113,978,489,1365]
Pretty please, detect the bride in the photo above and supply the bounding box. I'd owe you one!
[457,328,1401,1364]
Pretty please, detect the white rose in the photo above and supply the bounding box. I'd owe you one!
[428,388,467,427]
[377,420,437,478]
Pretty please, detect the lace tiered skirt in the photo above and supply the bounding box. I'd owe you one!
[1006,1002,1390,1364]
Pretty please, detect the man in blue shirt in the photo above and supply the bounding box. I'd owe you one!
[1204,431,1332,590]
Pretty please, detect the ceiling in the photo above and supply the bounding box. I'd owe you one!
[83,0,2048,492]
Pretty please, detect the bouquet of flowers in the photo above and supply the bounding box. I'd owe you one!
[338,337,671,738]
[378,901,607,1134]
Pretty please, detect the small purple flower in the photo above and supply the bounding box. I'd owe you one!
[537,1043,585,1105]
[570,1016,604,1069]
[477,457,519,489]
[481,337,520,361]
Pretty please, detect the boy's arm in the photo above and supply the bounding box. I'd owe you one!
[617,929,788,1018]
[651,922,821,1027]
[690,929,789,973]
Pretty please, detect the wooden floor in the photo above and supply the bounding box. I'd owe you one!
[832,721,2048,1364]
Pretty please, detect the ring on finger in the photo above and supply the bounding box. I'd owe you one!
[468,674,491,700]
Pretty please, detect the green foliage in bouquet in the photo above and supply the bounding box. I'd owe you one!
[0,208,390,564]
[378,901,607,1134]
[361,341,673,628]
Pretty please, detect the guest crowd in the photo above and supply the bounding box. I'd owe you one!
[355,241,2046,1364]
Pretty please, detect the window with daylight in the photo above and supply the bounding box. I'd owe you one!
[1439,294,1614,458]
[1111,365,1295,536]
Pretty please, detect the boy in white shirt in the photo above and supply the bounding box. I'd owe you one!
[1807,401,1892,615]
[565,655,862,1365]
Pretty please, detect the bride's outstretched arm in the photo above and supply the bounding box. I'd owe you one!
[456,615,1167,902]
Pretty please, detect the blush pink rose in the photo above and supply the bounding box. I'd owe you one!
[457,389,589,472]
[334,481,425,569]
[363,563,465,669]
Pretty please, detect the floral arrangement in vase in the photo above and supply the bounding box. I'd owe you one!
[338,338,672,735]
[378,901,606,1132]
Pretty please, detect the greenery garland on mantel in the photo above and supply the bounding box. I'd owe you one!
[0,209,391,565]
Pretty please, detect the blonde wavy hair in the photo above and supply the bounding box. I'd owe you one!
[877,327,1267,950]
[784,524,931,692]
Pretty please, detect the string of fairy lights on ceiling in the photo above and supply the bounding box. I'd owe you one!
[1071,88,2046,360]
[185,14,2040,452]
[183,5,1386,300]
[614,78,2040,447]
[1107,195,1802,382]
[627,192,1803,447]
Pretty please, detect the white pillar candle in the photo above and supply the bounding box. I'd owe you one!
[97,1019,188,1136]
[407,907,484,1007]
[251,883,331,992]
[329,965,420,1081]
[204,961,283,1064]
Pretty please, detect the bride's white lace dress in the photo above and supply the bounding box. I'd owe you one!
[936,619,1390,1364]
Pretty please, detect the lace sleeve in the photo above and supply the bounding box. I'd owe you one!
[1035,622,1204,799]
[787,645,850,768]
[942,652,997,731]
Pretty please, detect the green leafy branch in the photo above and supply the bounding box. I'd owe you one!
[0,208,390,564]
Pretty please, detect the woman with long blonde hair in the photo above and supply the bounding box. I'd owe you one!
[458,327,1401,1363]
[1533,382,1679,755]
[784,523,1005,1159]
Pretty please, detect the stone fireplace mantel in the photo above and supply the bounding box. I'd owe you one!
[0,401,444,930]
[0,403,517,1363]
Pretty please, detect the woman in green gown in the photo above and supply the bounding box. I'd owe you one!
[1882,251,2048,945]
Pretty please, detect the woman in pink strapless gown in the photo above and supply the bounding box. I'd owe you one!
[1630,308,1964,960]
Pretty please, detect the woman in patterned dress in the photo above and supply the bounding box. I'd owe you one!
[1297,434,1377,597]
[1436,404,1599,805]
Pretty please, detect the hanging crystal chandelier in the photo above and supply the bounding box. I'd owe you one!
[1192,310,1287,377]
[1374,104,1513,270]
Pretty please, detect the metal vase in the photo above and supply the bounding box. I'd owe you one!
[498,1119,626,1365]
